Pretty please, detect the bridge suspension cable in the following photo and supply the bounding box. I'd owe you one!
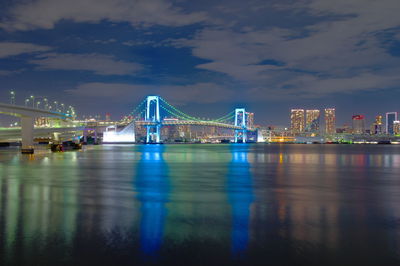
[129,98,147,119]
[159,97,235,123]
[160,104,202,122]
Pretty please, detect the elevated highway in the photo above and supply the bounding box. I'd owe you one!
[0,126,85,142]
[0,103,73,153]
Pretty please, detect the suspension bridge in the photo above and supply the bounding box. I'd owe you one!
[106,95,256,144]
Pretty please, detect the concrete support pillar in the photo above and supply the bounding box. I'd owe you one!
[53,132,61,142]
[21,116,34,154]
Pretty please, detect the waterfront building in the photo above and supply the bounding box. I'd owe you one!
[324,108,336,135]
[386,112,398,134]
[394,121,400,135]
[105,113,111,122]
[371,115,384,135]
[306,109,320,134]
[290,109,305,135]
[352,115,365,134]
[376,115,383,125]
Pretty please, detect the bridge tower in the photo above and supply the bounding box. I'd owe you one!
[234,108,247,143]
[145,96,161,143]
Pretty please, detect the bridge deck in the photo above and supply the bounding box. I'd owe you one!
[135,120,255,131]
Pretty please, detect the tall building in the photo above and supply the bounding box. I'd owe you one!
[291,109,305,134]
[371,115,383,135]
[352,115,365,134]
[105,113,111,122]
[324,108,336,135]
[306,110,320,134]
[386,112,398,134]
[394,121,400,135]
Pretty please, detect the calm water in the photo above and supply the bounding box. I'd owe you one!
[1,144,400,265]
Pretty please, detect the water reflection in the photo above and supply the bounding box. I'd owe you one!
[227,144,254,256]
[135,145,170,257]
[0,152,80,265]
[0,144,400,265]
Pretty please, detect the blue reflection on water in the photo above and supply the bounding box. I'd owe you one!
[227,144,254,256]
[135,145,170,257]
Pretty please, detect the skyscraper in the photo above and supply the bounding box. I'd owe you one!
[105,113,111,122]
[386,112,398,134]
[324,108,336,135]
[371,115,383,135]
[352,115,365,134]
[394,121,400,135]
[291,109,305,135]
[306,109,320,134]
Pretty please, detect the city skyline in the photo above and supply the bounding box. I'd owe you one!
[2,90,400,133]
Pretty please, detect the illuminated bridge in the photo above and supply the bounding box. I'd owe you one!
[136,121,244,130]
[106,96,256,144]
[0,101,76,153]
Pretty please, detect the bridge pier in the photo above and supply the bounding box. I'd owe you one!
[20,116,34,154]
[146,125,161,143]
[53,132,61,142]
[234,108,247,143]
[145,96,162,144]
[234,130,247,143]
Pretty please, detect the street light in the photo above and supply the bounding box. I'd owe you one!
[30,95,35,108]
[44,98,48,110]
[10,91,15,104]
[25,98,30,107]
[36,101,41,109]
[61,103,65,113]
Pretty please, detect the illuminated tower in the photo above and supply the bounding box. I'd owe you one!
[234,108,247,143]
[324,108,336,135]
[306,110,320,134]
[145,96,161,143]
[386,112,398,135]
[290,109,305,135]
[352,115,365,134]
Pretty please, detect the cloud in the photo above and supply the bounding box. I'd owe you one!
[0,0,207,31]
[277,72,400,98]
[122,40,158,47]
[66,82,234,104]
[0,42,51,58]
[169,0,400,98]
[93,38,117,44]
[29,53,142,75]
[0,69,25,76]
[1,0,400,104]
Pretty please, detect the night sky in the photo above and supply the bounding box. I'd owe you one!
[1,0,400,126]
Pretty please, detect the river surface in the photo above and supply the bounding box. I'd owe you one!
[1,144,400,265]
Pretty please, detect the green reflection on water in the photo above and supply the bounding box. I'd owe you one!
[0,144,400,265]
